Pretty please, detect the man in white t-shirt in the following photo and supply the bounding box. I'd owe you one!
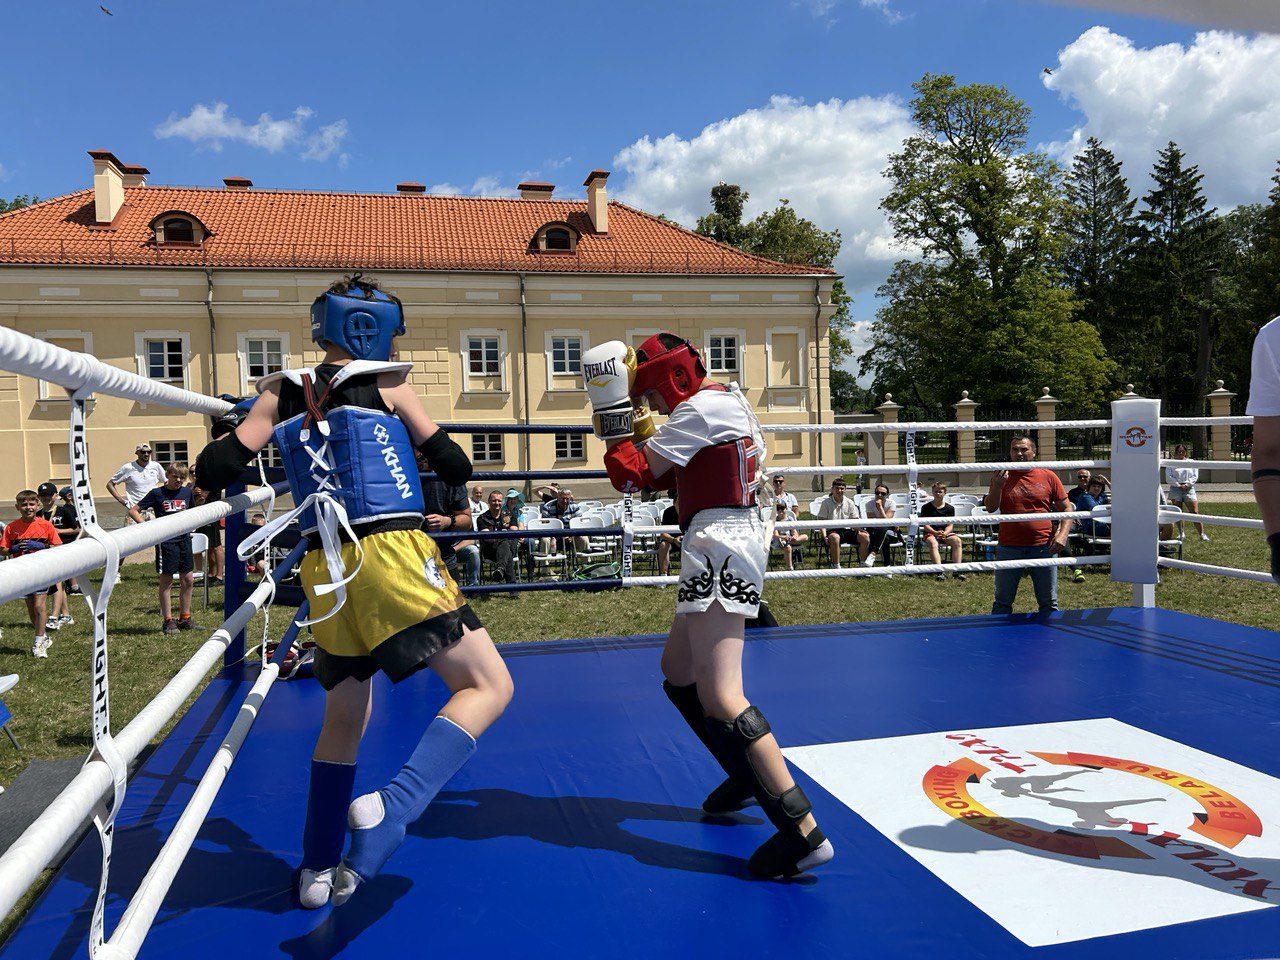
[106,443,166,510]
[1247,316,1280,583]
[770,475,799,514]
[816,478,870,568]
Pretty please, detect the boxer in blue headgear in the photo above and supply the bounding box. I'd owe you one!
[195,275,513,909]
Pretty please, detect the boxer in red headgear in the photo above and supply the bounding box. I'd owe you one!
[581,332,834,880]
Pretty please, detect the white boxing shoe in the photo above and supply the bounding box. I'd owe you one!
[297,867,335,910]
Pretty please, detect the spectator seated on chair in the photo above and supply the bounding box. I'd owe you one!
[540,488,588,555]
[771,504,806,570]
[476,490,522,594]
[920,482,966,581]
[1075,477,1112,558]
[657,491,682,576]
[864,483,901,567]
[817,479,869,568]
[1066,468,1093,583]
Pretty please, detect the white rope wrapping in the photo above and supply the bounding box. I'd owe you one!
[1159,511,1265,530]
[1157,557,1276,583]
[1159,416,1253,426]
[0,487,279,607]
[0,571,284,920]
[773,459,1109,477]
[0,327,233,416]
[639,510,1102,536]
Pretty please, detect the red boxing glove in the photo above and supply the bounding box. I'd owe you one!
[604,440,658,494]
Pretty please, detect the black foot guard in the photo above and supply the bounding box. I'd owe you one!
[702,776,756,814]
[748,826,834,880]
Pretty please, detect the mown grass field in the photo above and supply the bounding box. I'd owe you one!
[0,500,1272,941]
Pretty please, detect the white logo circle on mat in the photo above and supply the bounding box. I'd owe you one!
[423,555,446,589]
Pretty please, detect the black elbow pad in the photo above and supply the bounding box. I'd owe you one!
[194,432,257,492]
[417,430,472,485]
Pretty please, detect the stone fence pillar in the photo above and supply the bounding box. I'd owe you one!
[1035,387,1058,461]
[1206,380,1236,482]
[877,395,901,482]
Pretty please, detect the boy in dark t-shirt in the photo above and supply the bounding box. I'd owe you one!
[2,490,63,657]
[129,462,198,635]
[920,482,966,581]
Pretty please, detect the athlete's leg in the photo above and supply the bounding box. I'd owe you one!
[298,677,372,909]
[334,625,512,904]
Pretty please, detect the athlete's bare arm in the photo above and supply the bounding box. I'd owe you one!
[378,376,441,447]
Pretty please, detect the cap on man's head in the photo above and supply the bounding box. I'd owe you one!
[59,486,72,497]
[37,482,57,497]
[136,443,152,452]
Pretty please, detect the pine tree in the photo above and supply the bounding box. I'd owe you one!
[1061,137,1135,337]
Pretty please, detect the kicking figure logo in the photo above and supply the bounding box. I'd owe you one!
[423,555,446,590]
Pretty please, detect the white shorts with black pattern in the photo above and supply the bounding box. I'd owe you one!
[675,507,767,617]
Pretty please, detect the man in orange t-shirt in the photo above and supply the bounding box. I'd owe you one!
[984,435,1071,615]
[1,489,64,657]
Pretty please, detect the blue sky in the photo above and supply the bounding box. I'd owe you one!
[3,0,1278,367]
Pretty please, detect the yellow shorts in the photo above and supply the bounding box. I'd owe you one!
[299,527,482,690]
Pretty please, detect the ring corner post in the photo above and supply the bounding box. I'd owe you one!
[1110,397,1162,605]
[223,479,247,670]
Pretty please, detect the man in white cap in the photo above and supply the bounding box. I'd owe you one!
[106,443,166,518]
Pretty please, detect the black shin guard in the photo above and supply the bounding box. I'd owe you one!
[703,705,813,833]
[662,681,754,813]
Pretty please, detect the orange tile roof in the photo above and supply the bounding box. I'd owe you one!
[0,186,833,276]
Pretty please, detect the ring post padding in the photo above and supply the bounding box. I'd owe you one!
[1110,397,1162,597]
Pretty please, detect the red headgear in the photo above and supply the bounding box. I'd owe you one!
[630,333,707,409]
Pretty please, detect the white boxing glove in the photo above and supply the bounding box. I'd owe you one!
[582,341,638,440]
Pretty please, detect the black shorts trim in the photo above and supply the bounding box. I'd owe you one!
[312,603,483,691]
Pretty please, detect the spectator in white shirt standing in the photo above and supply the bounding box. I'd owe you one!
[1247,316,1280,584]
[817,478,870,568]
[106,443,166,516]
[1165,443,1207,541]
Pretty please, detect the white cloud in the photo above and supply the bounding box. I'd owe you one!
[0,163,10,184]
[155,102,349,163]
[613,94,917,294]
[1037,0,1280,34]
[1044,27,1280,208]
[426,176,518,198]
[861,0,905,25]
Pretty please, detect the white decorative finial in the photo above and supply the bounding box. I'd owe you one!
[961,390,970,400]
[1042,387,1051,396]
[885,393,893,402]
[1216,379,1225,389]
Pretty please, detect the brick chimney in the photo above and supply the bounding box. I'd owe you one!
[584,170,609,234]
[518,181,554,200]
[223,176,253,190]
[88,150,126,224]
[396,182,426,194]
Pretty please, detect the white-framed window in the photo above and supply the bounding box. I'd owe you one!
[543,329,591,391]
[258,442,284,469]
[705,330,744,377]
[36,330,93,401]
[135,331,192,389]
[460,329,509,393]
[471,434,504,464]
[151,441,189,468]
[236,331,290,393]
[554,433,586,461]
[765,327,806,387]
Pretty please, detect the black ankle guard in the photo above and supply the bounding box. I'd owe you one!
[704,706,810,832]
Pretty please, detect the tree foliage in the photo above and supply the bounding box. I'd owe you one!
[695,183,855,367]
[0,195,37,214]
[865,74,1115,414]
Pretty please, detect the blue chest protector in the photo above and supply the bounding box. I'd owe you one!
[238,361,424,625]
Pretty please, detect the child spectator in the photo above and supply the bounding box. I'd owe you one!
[921,482,966,581]
[53,485,83,602]
[2,490,63,657]
[35,482,70,630]
[770,504,806,570]
[128,462,198,634]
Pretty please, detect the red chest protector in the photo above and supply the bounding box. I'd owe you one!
[675,437,760,528]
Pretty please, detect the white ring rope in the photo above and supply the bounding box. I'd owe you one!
[773,459,1109,477]
[1159,511,1265,531]
[638,510,1104,536]
[767,419,1113,433]
[0,487,280,607]
[0,327,233,416]
[1159,459,1252,471]
[1157,557,1276,583]
[1159,416,1253,426]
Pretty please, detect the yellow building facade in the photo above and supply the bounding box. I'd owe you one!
[0,153,838,496]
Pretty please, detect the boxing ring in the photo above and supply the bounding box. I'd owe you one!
[0,327,1275,959]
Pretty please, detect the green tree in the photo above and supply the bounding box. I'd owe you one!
[1126,142,1223,415]
[0,195,37,214]
[865,74,1114,414]
[694,184,855,368]
[1061,137,1136,353]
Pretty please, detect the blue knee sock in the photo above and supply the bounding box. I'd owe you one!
[300,759,357,870]
[344,716,476,881]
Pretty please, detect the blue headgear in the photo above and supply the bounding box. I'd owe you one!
[310,276,405,361]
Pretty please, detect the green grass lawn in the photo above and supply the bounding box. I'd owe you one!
[0,501,1273,941]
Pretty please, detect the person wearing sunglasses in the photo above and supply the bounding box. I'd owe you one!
[771,475,798,515]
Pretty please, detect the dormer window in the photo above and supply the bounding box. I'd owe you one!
[530,221,580,254]
[149,210,210,247]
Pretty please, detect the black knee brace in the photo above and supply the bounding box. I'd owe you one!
[704,706,812,833]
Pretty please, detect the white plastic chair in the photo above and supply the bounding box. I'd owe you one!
[1159,504,1185,560]
[628,513,659,573]
[525,517,570,579]
[569,515,612,564]
[191,532,210,608]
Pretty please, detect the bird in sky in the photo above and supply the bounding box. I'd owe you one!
[100,5,113,14]
[1043,67,1053,75]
